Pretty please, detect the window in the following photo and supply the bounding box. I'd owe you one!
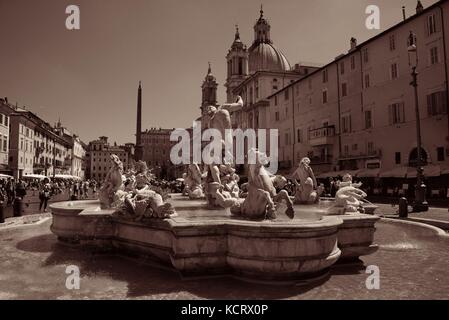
[322,89,328,104]
[389,102,405,124]
[428,14,437,35]
[284,89,289,100]
[437,147,445,161]
[391,63,398,80]
[430,47,439,65]
[275,111,279,121]
[352,144,358,151]
[389,34,396,51]
[255,81,259,99]
[363,48,369,63]
[322,69,328,83]
[274,95,278,106]
[364,73,370,88]
[367,142,374,154]
[341,83,348,97]
[249,87,253,104]
[285,133,289,146]
[340,61,345,74]
[238,58,243,75]
[343,145,349,156]
[427,91,447,116]
[297,129,302,143]
[341,114,352,133]
[365,110,373,129]
[395,152,401,164]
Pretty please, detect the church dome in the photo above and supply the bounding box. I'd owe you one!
[248,42,291,73]
[247,6,291,73]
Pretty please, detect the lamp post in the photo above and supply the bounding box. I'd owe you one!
[407,31,429,212]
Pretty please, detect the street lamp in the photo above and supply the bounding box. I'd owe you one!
[407,31,429,212]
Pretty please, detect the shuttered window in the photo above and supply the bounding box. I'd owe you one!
[389,103,405,124]
[427,91,447,116]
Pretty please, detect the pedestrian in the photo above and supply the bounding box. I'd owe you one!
[39,178,52,212]
[15,179,27,199]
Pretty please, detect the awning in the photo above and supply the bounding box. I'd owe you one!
[22,174,48,180]
[356,168,380,178]
[441,164,449,175]
[316,170,359,179]
[379,166,412,178]
[408,164,444,178]
[0,174,13,179]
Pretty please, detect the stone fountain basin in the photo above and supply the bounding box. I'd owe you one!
[49,194,379,282]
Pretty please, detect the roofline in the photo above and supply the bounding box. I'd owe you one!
[232,69,302,93]
[267,0,448,99]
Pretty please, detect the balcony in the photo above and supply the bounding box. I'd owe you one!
[339,149,382,161]
[309,126,336,147]
[310,155,333,165]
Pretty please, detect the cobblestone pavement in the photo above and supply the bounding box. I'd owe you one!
[1,215,449,300]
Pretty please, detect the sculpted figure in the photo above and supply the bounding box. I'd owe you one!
[123,185,176,220]
[99,154,124,209]
[220,95,244,112]
[184,163,205,199]
[328,174,367,215]
[214,149,294,220]
[292,157,322,204]
[135,161,152,189]
[205,162,239,208]
[98,155,176,220]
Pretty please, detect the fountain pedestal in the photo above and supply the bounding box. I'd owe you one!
[50,194,379,283]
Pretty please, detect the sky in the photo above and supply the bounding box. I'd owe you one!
[0,0,439,145]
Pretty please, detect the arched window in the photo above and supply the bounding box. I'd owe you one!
[408,147,428,167]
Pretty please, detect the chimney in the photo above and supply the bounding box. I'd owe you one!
[349,37,357,51]
[402,6,406,21]
[4,97,8,104]
[416,1,424,14]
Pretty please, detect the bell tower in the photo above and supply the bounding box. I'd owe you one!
[224,25,249,103]
[200,63,218,115]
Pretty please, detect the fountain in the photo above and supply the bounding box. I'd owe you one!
[50,102,379,283]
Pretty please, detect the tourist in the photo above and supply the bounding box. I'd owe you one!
[39,178,52,212]
[15,179,27,199]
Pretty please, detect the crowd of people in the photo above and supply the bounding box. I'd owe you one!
[0,178,100,212]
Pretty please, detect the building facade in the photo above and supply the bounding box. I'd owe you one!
[8,112,35,178]
[268,0,449,180]
[85,136,130,182]
[141,128,179,179]
[0,98,13,174]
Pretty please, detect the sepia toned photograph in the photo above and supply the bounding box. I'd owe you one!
[1,0,449,308]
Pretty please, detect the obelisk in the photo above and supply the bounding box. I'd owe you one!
[135,81,143,161]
